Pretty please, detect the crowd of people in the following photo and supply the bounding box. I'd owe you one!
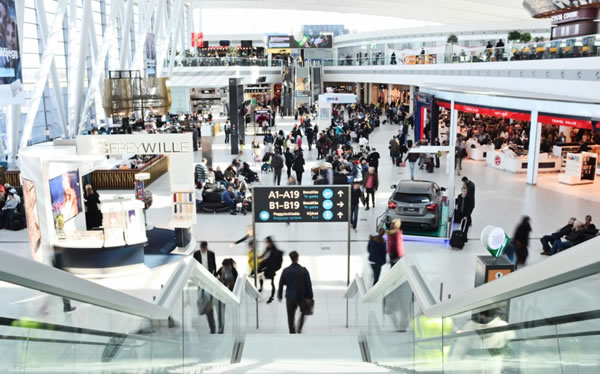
[449,112,600,159]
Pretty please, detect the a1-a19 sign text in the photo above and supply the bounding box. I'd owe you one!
[253,186,350,223]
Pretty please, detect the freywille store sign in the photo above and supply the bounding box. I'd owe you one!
[76,134,193,156]
[103,141,190,155]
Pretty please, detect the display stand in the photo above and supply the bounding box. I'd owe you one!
[475,256,515,287]
[558,152,597,185]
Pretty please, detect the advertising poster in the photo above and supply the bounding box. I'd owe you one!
[268,34,333,49]
[49,170,82,224]
[295,77,310,97]
[0,0,23,101]
[22,179,42,262]
[145,33,156,76]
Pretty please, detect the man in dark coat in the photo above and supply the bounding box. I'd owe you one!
[455,185,474,238]
[194,241,216,275]
[461,176,476,208]
[271,151,285,186]
[278,251,313,334]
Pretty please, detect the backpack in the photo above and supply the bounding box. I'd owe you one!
[271,248,283,272]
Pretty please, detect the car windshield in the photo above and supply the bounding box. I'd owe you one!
[393,193,431,204]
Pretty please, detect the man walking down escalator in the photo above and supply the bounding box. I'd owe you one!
[278,251,314,334]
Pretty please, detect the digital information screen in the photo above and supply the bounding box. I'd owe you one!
[253,186,350,223]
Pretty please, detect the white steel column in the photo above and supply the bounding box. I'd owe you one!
[77,1,120,133]
[387,83,392,105]
[119,0,134,70]
[20,0,68,151]
[6,104,20,166]
[35,0,68,137]
[154,0,171,77]
[68,0,92,138]
[526,110,541,185]
[131,0,157,72]
[86,0,99,62]
[167,0,184,77]
[448,100,458,215]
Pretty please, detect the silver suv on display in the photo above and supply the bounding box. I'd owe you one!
[385,180,444,230]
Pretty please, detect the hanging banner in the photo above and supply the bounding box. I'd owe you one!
[145,33,156,77]
[436,100,451,109]
[0,0,23,102]
[538,113,594,129]
[268,34,333,49]
[191,32,204,48]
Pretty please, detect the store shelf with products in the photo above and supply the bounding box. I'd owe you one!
[553,144,583,168]
[558,152,598,185]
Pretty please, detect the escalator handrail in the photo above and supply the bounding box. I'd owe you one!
[426,235,600,317]
[346,236,600,319]
[0,250,169,320]
[155,257,240,311]
[345,258,438,314]
[390,309,600,345]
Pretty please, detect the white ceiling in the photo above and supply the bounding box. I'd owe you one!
[190,0,534,24]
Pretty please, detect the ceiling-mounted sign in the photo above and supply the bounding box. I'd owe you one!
[267,34,333,49]
[454,103,531,121]
[550,7,599,24]
[523,0,600,18]
[253,186,350,223]
[538,113,594,129]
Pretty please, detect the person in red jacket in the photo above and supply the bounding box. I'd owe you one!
[386,219,405,267]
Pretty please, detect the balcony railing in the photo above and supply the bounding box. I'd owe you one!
[330,35,600,66]
[165,56,285,67]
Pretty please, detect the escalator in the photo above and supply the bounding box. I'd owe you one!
[1,237,599,373]
[345,236,600,373]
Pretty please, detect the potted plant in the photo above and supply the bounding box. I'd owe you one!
[446,34,458,63]
[520,32,532,43]
[507,31,522,43]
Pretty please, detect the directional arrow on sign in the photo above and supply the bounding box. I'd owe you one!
[337,190,344,197]
[337,202,344,208]
[337,212,344,219]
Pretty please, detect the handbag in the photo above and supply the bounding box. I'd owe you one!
[197,289,213,316]
[298,267,314,315]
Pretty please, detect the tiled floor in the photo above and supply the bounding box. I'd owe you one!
[1,115,599,336]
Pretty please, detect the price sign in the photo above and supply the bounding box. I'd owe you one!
[253,186,350,223]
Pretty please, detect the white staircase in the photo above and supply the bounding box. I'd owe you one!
[202,334,390,373]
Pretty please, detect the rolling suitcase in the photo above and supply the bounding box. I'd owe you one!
[450,218,468,249]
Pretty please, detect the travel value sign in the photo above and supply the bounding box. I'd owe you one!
[253,186,350,223]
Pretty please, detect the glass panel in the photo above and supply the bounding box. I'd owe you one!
[509,274,600,324]
[0,275,240,372]
[364,282,416,370]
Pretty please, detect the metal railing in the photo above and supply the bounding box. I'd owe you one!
[331,36,600,66]
[166,56,285,67]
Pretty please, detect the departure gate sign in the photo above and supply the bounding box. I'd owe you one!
[253,186,350,223]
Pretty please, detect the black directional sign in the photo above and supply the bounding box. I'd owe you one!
[253,186,351,223]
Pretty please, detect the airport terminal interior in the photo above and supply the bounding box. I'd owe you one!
[0,0,600,373]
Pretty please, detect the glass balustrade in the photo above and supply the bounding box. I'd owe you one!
[0,274,256,373]
[347,267,600,373]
